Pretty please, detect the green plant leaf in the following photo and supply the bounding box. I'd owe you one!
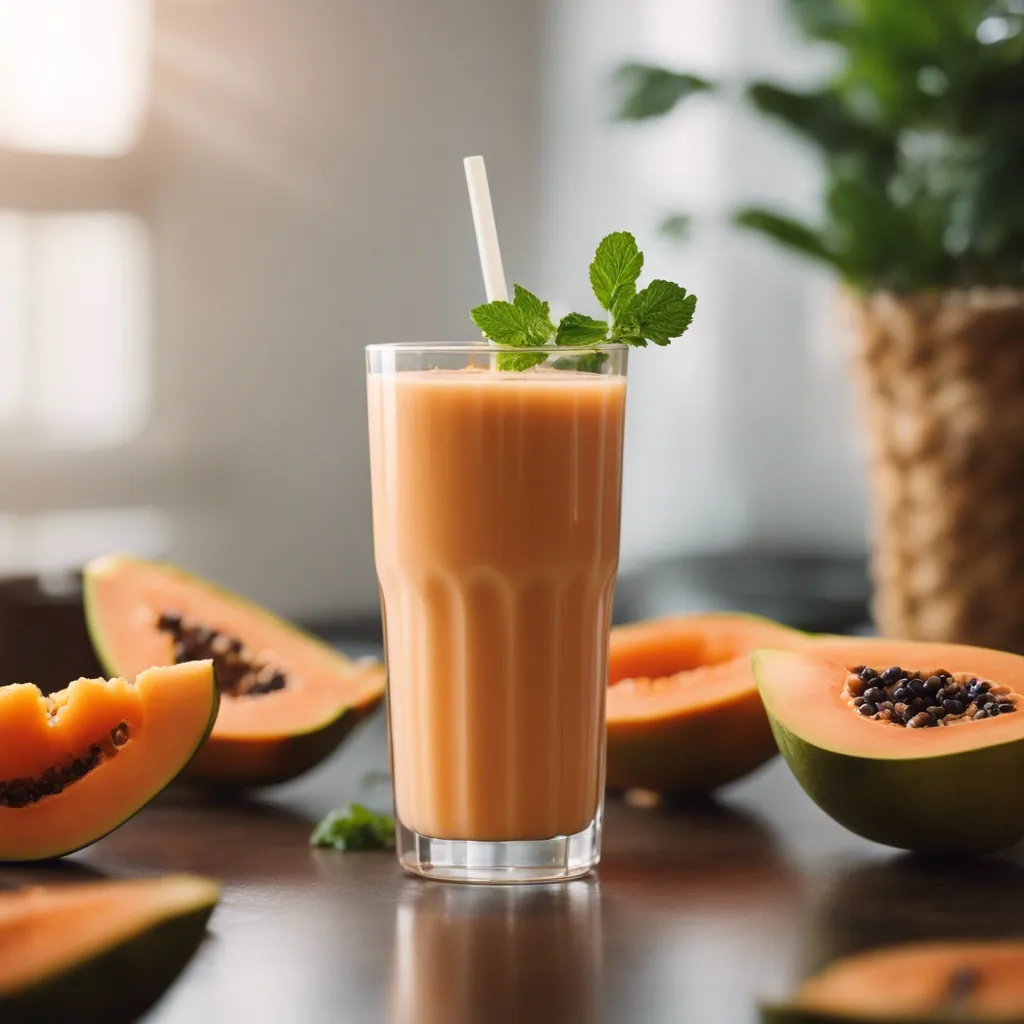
[734,207,846,272]
[589,231,644,311]
[555,312,609,346]
[787,0,858,41]
[747,83,895,169]
[310,804,396,852]
[614,63,713,121]
[660,214,692,241]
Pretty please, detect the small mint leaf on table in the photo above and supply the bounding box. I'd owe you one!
[310,804,396,852]
[555,312,609,347]
[589,231,644,311]
[614,279,696,346]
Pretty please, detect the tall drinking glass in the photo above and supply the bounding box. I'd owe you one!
[366,343,628,883]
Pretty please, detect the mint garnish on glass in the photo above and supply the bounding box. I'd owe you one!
[470,232,697,371]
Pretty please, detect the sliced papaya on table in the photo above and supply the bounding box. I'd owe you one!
[763,940,1024,1024]
[84,555,385,787]
[754,639,1024,854]
[606,613,807,794]
[0,875,218,1024]
[0,661,217,861]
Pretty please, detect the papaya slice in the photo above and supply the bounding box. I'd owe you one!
[754,641,1024,854]
[84,555,386,787]
[763,941,1024,1023]
[0,875,218,1023]
[0,661,217,861]
[606,613,806,794]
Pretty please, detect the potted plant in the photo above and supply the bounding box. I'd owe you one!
[617,0,1024,651]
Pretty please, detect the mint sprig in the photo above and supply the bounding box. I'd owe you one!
[310,804,396,852]
[470,232,696,370]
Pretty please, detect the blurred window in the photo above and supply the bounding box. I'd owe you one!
[0,211,150,448]
[0,0,162,572]
[0,0,151,155]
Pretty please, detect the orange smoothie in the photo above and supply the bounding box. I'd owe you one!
[367,367,627,842]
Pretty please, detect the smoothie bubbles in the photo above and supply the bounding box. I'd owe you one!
[365,157,696,883]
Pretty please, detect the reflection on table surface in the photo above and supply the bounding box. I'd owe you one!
[389,881,601,1024]
[7,711,1021,1024]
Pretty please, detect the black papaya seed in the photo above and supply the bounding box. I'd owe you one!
[157,611,183,632]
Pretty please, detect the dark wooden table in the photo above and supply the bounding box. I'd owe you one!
[6,697,1024,1023]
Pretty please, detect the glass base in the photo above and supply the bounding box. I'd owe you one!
[397,814,601,885]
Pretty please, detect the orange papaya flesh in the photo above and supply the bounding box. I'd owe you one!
[0,661,218,861]
[0,875,219,1023]
[755,641,1024,854]
[84,555,385,787]
[763,941,1024,1024]
[606,613,807,794]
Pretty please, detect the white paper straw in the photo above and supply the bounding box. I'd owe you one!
[463,155,508,303]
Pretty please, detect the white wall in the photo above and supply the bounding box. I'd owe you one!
[143,0,547,617]
[6,0,870,619]
[539,0,869,574]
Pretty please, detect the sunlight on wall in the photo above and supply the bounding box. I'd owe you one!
[0,0,152,155]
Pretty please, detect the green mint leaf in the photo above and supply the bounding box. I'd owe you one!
[512,284,557,345]
[551,351,609,373]
[589,232,644,311]
[555,312,609,346]
[471,286,555,349]
[470,300,533,346]
[497,350,548,371]
[609,282,637,320]
[615,279,696,346]
[310,804,396,852]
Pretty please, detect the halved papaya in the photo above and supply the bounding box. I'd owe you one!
[0,875,218,1023]
[84,555,386,787]
[763,941,1024,1023]
[0,661,217,861]
[606,613,806,794]
[755,640,1024,854]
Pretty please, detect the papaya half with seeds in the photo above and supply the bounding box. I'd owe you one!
[0,875,218,1023]
[0,661,217,861]
[754,639,1024,854]
[606,613,807,794]
[84,555,386,787]
[762,940,1024,1024]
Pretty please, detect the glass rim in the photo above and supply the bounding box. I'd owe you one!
[366,340,630,356]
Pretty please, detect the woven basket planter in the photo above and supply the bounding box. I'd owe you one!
[851,289,1024,653]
